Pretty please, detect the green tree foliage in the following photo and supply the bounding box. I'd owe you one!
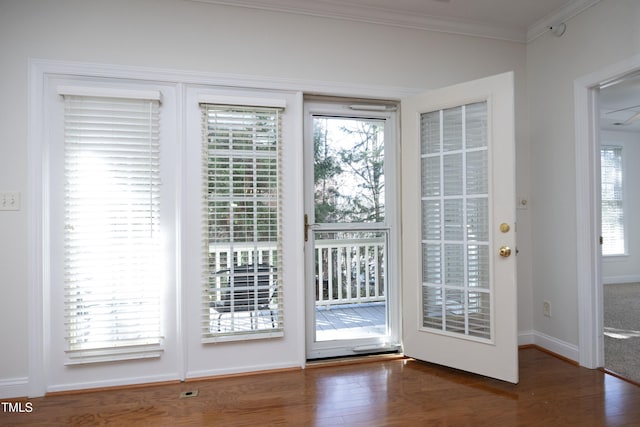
[313,117,384,224]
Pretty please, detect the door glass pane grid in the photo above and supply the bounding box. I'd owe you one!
[443,153,463,196]
[465,102,487,149]
[420,111,440,155]
[420,102,491,340]
[466,150,488,194]
[421,284,490,339]
[443,107,462,152]
[422,243,442,285]
[444,288,465,334]
[421,200,441,241]
[466,198,489,241]
[467,244,489,289]
[467,291,491,338]
[422,285,443,329]
[421,156,441,197]
[443,200,463,240]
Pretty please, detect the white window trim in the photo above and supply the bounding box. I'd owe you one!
[57,85,162,101]
[197,94,286,109]
[33,78,180,396]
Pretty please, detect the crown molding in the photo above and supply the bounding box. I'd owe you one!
[526,0,600,43]
[190,0,601,44]
[190,0,526,43]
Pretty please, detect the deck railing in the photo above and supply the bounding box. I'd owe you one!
[209,232,387,308]
[314,233,387,308]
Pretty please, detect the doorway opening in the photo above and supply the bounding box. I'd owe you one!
[575,53,640,371]
[303,97,401,360]
[598,71,640,383]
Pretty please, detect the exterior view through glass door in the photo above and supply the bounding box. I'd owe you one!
[304,99,400,359]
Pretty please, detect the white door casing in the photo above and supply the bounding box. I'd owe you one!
[574,53,640,369]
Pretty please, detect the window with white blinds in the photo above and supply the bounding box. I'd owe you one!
[201,103,284,341]
[601,146,625,256]
[61,90,164,363]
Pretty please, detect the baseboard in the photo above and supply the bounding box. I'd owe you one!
[186,361,302,381]
[603,275,640,285]
[519,330,579,363]
[0,377,29,399]
[45,373,180,395]
[518,330,536,346]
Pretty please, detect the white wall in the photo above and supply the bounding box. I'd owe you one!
[601,130,640,283]
[0,0,530,395]
[527,0,640,350]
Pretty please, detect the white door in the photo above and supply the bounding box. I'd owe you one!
[401,72,518,383]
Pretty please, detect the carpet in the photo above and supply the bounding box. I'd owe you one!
[604,282,640,384]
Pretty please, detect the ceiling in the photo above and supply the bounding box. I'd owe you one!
[600,73,640,134]
[195,0,600,43]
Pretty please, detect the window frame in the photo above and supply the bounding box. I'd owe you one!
[200,101,285,342]
[32,71,180,394]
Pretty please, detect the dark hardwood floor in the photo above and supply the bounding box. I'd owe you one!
[2,348,640,426]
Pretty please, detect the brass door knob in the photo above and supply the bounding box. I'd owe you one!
[499,246,512,257]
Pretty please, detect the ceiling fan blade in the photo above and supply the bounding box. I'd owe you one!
[606,104,640,115]
[622,111,640,125]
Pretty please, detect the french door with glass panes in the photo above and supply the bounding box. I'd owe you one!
[304,99,400,359]
[401,72,518,383]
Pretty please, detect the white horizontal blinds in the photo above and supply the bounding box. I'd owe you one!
[420,102,491,340]
[62,93,163,363]
[201,103,283,341]
[601,146,625,255]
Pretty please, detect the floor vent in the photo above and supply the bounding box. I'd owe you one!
[180,390,199,398]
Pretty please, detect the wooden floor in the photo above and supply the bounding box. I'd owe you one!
[3,348,640,426]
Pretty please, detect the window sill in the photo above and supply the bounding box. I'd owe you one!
[602,254,629,262]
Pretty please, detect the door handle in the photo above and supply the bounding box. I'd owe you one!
[499,246,512,258]
[304,214,319,242]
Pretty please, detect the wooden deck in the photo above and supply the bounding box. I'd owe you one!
[315,302,386,341]
[209,302,386,337]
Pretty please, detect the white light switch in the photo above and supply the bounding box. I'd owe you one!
[0,192,21,211]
